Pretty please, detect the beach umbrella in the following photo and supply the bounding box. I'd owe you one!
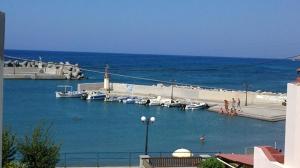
[172,148,193,158]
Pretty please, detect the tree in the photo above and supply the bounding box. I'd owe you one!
[199,158,225,168]
[2,128,17,167]
[18,124,60,168]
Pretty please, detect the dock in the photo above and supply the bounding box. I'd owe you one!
[207,103,286,122]
[77,82,287,122]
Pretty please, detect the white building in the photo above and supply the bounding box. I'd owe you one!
[254,82,300,168]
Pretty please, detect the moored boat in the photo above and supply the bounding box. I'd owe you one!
[55,85,82,98]
[86,91,106,100]
[122,98,136,104]
[185,103,207,110]
[135,98,149,105]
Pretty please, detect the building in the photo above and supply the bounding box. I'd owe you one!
[253,82,300,168]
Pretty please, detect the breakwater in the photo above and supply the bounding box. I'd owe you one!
[4,57,84,80]
[78,82,286,105]
[78,82,287,121]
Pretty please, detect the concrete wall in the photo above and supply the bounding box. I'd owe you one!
[284,83,300,168]
[253,147,284,168]
[0,11,5,168]
[77,82,286,104]
[4,67,40,74]
[112,83,285,104]
[45,67,60,75]
[78,82,104,91]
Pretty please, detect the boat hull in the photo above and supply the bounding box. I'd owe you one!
[55,91,82,98]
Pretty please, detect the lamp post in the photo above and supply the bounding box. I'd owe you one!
[243,82,250,106]
[141,116,155,155]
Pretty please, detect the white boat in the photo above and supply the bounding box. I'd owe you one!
[122,98,136,104]
[185,103,207,110]
[135,99,149,105]
[86,91,106,100]
[104,96,118,102]
[162,100,181,107]
[55,85,82,98]
[117,96,129,102]
[148,99,161,106]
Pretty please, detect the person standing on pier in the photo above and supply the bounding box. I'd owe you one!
[231,98,236,110]
[237,98,241,110]
[224,100,229,113]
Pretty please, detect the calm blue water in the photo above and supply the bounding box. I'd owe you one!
[3,50,296,165]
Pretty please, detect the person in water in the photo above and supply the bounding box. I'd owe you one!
[200,135,205,143]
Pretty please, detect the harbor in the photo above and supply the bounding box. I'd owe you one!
[3,51,290,166]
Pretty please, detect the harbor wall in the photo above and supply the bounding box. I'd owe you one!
[4,67,40,74]
[77,82,286,105]
[111,83,286,105]
[78,82,104,91]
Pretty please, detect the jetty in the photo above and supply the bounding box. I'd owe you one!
[77,81,286,122]
[4,56,85,80]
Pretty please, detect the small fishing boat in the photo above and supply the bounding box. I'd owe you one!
[135,99,149,105]
[185,103,207,110]
[148,99,161,106]
[55,85,82,98]
[86,91,106,100]
[163,100,181,108]
[122,97,136,104]
[117,96,129,102]
[104,96,118,102]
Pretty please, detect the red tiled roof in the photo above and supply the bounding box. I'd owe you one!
[259,146,284,164]
[216,153,253,166]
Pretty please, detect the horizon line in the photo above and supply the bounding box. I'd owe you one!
[4,48,286,60]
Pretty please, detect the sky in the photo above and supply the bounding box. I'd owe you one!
[0,0,300,58]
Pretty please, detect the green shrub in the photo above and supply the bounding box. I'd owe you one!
[18,124,60,168]
[199,158,225,168]
[2,128,17,166]
[4,161,27,168]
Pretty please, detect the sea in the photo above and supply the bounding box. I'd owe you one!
[3,50,298,166]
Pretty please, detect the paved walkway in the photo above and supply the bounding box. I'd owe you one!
[207,103,286,121]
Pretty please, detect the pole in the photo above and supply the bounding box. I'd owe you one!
[171,80,175,101]
[244,83,249,106]
[0,11,5,168]
[144,120,149,155]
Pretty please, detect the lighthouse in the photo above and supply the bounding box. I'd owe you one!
[104,64,110,92]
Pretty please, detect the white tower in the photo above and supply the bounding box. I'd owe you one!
[104,64,110,91]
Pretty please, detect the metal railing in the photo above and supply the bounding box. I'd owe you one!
[146,157,202,167]
[56,151,219,167]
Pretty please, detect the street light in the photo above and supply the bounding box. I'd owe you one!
[141,116,155,155]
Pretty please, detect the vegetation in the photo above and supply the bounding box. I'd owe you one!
[2,128,17,167]
[199,158,225,168]
[18,124,60,168]
[3,162,27,168]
